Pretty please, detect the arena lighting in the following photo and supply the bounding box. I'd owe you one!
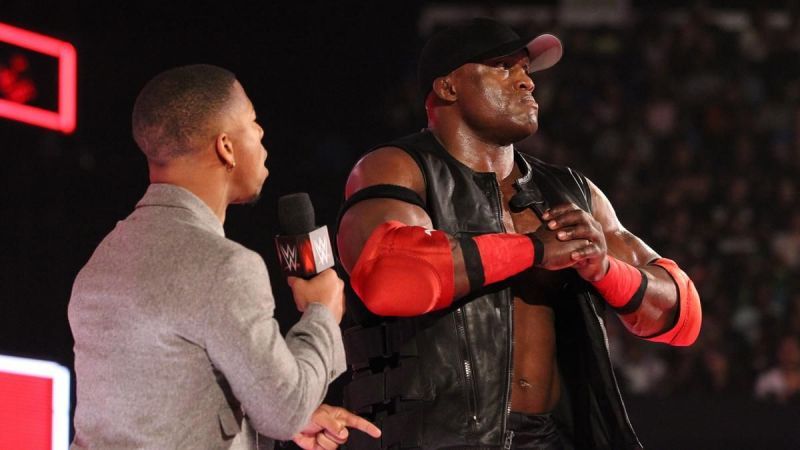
[0,355,70,450]
[0,21,76,134]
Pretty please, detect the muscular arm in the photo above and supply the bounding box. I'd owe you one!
[337,147,588,316]
[543,179,700,344]
[588,180,680,337]
[337,146,471,299]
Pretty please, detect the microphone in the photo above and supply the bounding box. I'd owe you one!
[274,192,335,278]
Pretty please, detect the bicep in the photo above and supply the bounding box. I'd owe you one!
[338,199,432,272]
[337,147,433,273]
[588,178,659,266]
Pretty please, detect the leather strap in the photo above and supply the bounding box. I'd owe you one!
[343,359,420,412]
[343,322,418,366]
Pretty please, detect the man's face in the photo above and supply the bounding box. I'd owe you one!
[224,81,269,204]
[450,50,538,144]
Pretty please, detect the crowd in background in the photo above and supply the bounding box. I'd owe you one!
[370,7,800,404]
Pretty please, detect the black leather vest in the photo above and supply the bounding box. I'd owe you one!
[340,130,643,449]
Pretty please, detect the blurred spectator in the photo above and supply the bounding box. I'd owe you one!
[617,341,668,395]
[755,334,800,403]
[771,211,800,269]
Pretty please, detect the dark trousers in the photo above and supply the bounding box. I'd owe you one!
[505,412,571,450]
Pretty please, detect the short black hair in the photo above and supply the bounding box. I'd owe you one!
[132,64,237,164]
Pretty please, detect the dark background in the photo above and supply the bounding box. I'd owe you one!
[1,0,425,367]
[2,1,800,449]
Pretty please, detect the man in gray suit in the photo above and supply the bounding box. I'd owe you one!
[69,64,380,449]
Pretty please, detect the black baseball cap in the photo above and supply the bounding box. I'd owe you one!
[417,17,563,96]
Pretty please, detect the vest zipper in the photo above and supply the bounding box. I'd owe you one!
[489,176,515,444]
[501,290,514,445]
[503,429,515,450]
[454,307,480,431]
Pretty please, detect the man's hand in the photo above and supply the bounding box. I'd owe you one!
[287,269,345,323]
[540,203,609,281]
[292,404,382,450]
[529,202,602,273]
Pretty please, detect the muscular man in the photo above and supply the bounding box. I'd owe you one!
[336,18,701,449]
[69,65,379,449]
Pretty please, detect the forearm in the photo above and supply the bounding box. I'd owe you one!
[207,311,342,441]
[575,182,702,345]
[284,303,347,394]
[615,264,678,336]
[350,221,540,316]
[204,260,346,439]
[592,256,701,346]
[249,303,346,438]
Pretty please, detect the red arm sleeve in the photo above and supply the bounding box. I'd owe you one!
[350,221,455,316]
[644,258,702,346]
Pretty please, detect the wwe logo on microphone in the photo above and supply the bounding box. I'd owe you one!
[312,235,331,266]
[274,226,334,278]
[278,243,299,272]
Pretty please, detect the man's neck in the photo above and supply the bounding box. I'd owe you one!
[429,122,515,179]
[148,163,229,224]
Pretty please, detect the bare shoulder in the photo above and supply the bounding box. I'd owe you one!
[587,178,623,232]
[338,146,432,272]
[587,178,659,264]
[345,146,425,199]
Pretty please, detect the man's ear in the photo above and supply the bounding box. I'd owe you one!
[432,75,457,102]
[215,134,235,168]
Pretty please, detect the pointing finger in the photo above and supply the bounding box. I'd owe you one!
[334,408,382,438]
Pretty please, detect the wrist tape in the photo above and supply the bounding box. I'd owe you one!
[459,233,543,292]
[591,256,648,314]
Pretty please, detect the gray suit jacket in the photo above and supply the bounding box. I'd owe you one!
[69,184,346,449]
